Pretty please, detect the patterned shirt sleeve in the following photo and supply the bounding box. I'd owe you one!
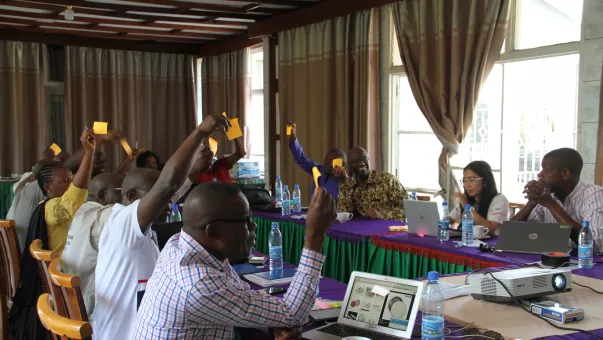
[380,174,408,221]
[582,189,603,252]
[187,248,324,328]
[527,204,545,222]
[337,181,355,214]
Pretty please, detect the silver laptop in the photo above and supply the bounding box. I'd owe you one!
[404,200,461,237]
[495,221,572,254]
[303,272,423,340]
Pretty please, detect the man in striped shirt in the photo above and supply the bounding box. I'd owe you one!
[133,183,337,339]
[513,148,603,252]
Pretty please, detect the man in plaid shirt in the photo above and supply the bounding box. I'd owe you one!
[133,183,337,339]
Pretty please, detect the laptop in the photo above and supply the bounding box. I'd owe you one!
[303,272,423,340]
[404,200,461,237]
[495,221,572,254]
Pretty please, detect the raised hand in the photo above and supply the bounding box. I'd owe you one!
[80,128,97,153]
[305,188,337,238]
[452,192,467,207]
[199,114,231,135]
[287,122,297,140]
[333,165,348,182]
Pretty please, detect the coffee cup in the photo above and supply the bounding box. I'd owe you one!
[472,225,489,239]
[336,212,354,223]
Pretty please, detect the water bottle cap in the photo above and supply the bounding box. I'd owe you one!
[583,220,590,227]
[428,271,439,281]
[271,222,279,229]
[294,184,299,188]
[442,202,448,207]
[284,185,289,189]
[172,204,178,209]
[412,192,416,195]
[276,176,281,180]
[464,204,471,210]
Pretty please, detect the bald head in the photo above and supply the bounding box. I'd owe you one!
[348,147,370,179]
[349,147,368,160]
[88,172,124,205]
[183,182,246,231]
[121,168,161,206]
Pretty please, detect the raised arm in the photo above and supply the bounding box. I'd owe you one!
[288,123,318,174]
[225,137,246,169]
[71,128,97,190]
[137,115,230,231]
[61,131,120,172]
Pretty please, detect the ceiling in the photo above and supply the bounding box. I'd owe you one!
[0,0,323,46]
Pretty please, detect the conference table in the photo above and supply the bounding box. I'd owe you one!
[0,179,16,219]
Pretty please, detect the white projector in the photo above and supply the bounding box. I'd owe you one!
[468,267,572,302]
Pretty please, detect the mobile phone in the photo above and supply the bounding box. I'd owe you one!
[264,287,287,295]
[249,256,266,265]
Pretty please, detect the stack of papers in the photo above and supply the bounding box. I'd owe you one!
[243,268,297,287]
[313,299,343,311]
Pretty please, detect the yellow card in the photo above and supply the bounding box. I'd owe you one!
[93,121,108,135]
[312,167,321,188]
[332,158,343,168]
[209,137,218,154]
[120,139,132,156]
[286,126,292,136]
[226,118,243,141]
[49,143,62,155]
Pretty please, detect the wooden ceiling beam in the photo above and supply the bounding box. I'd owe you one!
[243,4,263,12]
[15,0,267,20]
[198,33,261,57]
[0,23,207,43]
[222,0,317,7]
[0,9,246,34]
[248,0,399,38]
[0,16,218,39]
[0,26,202,54]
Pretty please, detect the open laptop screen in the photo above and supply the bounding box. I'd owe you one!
[342,277,419,331]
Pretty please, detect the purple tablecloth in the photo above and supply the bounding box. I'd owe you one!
[253,211,395,243]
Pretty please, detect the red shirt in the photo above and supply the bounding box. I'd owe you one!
[194,158,232,184]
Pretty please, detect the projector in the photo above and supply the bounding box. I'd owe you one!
[468,267,571,302]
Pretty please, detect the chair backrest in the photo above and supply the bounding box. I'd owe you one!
[37,293,93,340]
[0,220,20,299]
[416,195,431,201]
[509,202,526,218]
[48,259,88,322]
[30,239,67,318]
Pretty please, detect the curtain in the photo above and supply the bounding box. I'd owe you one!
[279,9,380,203]
[392,0,509,196]
[201,49,251,157]
[595,59,603,186]
[0,41,47,176]
[64,46,197,169]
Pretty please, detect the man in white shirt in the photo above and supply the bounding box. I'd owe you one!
[93,114,230,340]
[61,172,124,320]
[513,148,603,251]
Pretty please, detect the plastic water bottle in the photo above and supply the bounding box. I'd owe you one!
[282,185,291,216]
[275,176,283,204]
[438,202,450,242]
[421,271,445,340]
[292,184,302,213]
[410,192,417,200]
[169,204,182,223]
[461,204,473,246]
[579,220,593,269]
[269,222,283,273]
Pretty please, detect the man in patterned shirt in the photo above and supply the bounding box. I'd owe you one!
[338,147,409,221]
[512,148,603,251]
[133,182,337,339]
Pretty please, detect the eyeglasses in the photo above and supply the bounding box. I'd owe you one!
[460,177,483,185]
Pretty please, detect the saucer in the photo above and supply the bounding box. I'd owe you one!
[477,235,491,240]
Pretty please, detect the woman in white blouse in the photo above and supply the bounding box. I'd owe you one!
[450,161,509,235]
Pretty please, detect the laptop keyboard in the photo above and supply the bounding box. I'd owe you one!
[319,323,402,340]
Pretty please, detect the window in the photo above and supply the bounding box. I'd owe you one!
[388,1,582,201]
[249,48,265,174]
[196,58,203,125]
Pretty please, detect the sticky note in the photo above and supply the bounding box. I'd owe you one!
[226,118,243,141]
[209,137,218,154]
[93,121,108,135]
[120,139,132,156]
[332,158,343,168]
[286,126,292,136]
[312,167,321,188]
[49,143,62,155]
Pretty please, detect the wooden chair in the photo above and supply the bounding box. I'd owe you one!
[30,239,67,319]
[48,259,88,322]
[416,195,431,201]
[0,219,20,340]
[37,294,92,340]
[509,203,526,219]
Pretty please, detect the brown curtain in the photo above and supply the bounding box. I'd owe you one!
[201,49,251,157]
[595,59,603,186]
[392,0,509,196]
[0,41,47,176]
[279,9,380,203]
[64,46,197,169]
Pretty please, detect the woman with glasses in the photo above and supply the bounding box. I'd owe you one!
[450,160,509,235]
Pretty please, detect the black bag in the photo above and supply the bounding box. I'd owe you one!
[241,187,276,211]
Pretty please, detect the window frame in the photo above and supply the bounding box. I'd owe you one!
[387,0,583,198]
[249,45,266,174]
